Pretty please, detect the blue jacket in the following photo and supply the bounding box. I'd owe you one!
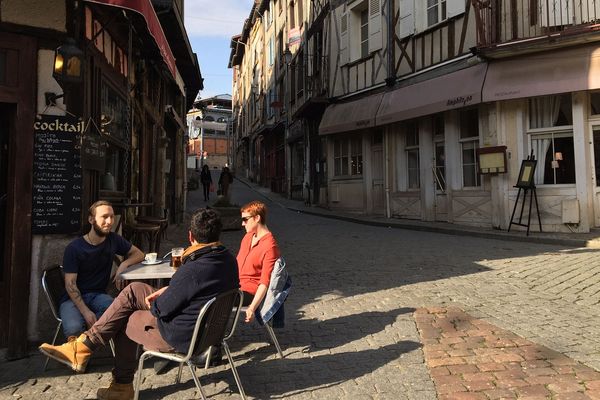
[151,245,239,353]
[256,257,291,327]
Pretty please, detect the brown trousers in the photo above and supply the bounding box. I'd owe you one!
[85,282,173,384]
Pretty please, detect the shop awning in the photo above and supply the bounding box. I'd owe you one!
[85,0,177,80]
[482,44,600,102]
[319,93,383,135]
[376,63,488,126]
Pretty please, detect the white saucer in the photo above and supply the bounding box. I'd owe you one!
[141,260,163,265]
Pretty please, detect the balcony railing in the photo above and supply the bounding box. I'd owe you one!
[474,0,600,47]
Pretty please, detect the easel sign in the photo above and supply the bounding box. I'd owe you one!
[515,159,537,188]
[508,153,542,235]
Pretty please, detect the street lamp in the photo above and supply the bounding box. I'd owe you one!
[53,38,84,85]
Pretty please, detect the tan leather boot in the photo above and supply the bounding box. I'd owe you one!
[97,381,134,400]
[39,334,92,373]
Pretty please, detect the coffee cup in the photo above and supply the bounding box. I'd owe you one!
[145,252,157,263]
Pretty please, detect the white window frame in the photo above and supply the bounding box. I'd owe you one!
[416,0,465,32]
[527,128,575,186]
[426,0,446,27]
[333,136,363,178]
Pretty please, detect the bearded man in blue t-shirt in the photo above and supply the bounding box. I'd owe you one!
[60,200,144,338]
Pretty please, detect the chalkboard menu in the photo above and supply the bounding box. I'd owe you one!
[81,132,107,171]
[32,115,84,234]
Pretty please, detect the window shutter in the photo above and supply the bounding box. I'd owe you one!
[368,0,383,53]
[339,6,349,65]
[399,0,415,39]
[447,0,466,19]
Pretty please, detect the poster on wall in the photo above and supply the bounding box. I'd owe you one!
[32,115,84,234]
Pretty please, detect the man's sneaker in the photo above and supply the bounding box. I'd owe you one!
[39,334,92,373]
[97,381,134,400]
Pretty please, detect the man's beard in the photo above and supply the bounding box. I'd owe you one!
[93,221,111,237]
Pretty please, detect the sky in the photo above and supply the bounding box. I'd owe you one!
[184,0,254,101]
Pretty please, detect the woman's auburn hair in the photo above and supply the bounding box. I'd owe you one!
[240,200,267,224]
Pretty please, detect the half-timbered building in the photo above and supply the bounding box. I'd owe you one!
[0,0,201,358]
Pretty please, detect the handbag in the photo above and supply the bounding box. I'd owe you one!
[209,182,214,192]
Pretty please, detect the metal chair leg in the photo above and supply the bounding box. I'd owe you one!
[187,361,208,400]
[176,362,184,383]
[43,322,62,371]
[223,341,247,400]
[108,338,116,357]
[264,322,284,359]
[133,353,148,400]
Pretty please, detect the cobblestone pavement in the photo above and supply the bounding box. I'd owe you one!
[416,307,600,400]
[2,177,600,399]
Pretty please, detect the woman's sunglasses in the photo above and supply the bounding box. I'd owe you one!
[241,215,254,222]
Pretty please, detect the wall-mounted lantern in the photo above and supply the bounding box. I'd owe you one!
[53,38,84,84]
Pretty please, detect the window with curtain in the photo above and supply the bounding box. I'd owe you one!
[459,108,480,187]
[406,121,420,189]
[528,94,575,185]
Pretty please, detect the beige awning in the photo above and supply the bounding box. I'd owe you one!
[376,63,488,126]
[482,44,600,102]
[319,93,383,135]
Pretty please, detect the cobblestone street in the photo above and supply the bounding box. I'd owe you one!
[2,178,600,399]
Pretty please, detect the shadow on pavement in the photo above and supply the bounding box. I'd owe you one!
[136,341,421,399]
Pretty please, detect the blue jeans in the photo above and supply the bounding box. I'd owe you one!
[59,292,114,337]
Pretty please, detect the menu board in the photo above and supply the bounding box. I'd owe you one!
[32,115,84,234]
[81,132,107,171]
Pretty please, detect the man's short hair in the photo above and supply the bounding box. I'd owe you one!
[190,208,222,243]
[241,200,267,224]
[89,200,113,218]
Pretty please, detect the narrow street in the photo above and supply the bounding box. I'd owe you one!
[2,178,600,399]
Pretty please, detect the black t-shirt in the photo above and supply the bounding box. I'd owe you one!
[62,233,131,301]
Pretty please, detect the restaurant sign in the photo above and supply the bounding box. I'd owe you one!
[32,115,83,234]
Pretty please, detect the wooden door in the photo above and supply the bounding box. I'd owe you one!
[0,33,36,357]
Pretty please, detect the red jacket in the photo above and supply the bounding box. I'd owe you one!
[236,231,280,295]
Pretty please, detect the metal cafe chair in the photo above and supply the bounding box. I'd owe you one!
[134,289,246,400]
[41,264,115,371]
[238,306,284,359]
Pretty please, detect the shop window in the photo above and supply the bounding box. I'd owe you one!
[528,94,575,185]
[459,108,480,187]
[530,132,575,185]
[334,136,362,177]
[100,80,129,193]
[405,121,420,189]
